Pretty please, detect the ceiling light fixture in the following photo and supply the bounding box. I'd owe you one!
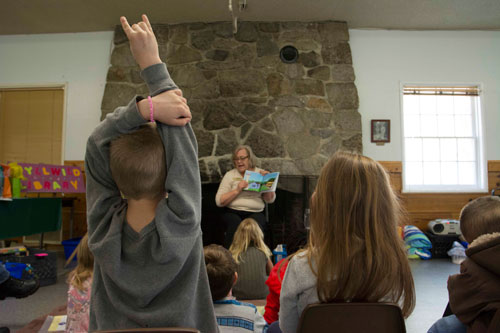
[228,0,248,34]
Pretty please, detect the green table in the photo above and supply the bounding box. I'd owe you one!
[0,198,62,240]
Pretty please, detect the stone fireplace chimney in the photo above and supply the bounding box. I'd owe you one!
[102,20,361,183]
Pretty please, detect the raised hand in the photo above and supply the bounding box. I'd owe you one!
[138,89,191,126]
[153,89,191,126]
[120,14,162,69]
[122,14,191,126]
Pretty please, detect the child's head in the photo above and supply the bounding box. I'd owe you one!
[460,196,500,243]
[204,244,237,301]
[308,151,415,317]
[310,151,401,248]
[229,218,271,263]
[68,233,94,291]
[110,124,166,201]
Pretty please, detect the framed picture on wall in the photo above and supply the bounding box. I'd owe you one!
[371,119,390,143]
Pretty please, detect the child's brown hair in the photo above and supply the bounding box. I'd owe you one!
[67,233,94,291]
[110,124,166,200]
[305,151,415,318]
[204,244,237,301]
[460,196,500,243]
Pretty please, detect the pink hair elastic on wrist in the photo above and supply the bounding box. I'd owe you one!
[147,96,154,122]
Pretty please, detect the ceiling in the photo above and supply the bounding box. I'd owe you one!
[1,0,500,35]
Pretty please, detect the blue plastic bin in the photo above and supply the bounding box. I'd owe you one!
[62,237,82,263]
[3,262,27,279]
[1,249,56,286]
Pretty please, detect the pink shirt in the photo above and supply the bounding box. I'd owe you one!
[66,276,92,333]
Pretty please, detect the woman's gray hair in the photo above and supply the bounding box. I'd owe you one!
[232,145,258,169]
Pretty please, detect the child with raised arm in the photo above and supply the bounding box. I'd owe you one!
[85,14,217,332]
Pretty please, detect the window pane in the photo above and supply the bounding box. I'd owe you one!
[420,95,437,114]
[423,162,440,185]
[422,138,440,161]
[458,162,476,185]
[405,162,423,185]
[454,96,472,115]
[441,162,458,185]
[437,115,455,137]
[457,138,476,161]
[440,138,457,161]
[405,138,422,162]
[401,86,482,192]
[455,115,473,137]
[404,95,419,115]
[404,115,420,137]
[421,115,438,137]
[437,96,454,115]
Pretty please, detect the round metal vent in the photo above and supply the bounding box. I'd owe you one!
[280,45,299,64]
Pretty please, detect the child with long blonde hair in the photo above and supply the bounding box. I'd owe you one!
[229,218,273,300]
[277,151,415,333]
[66,233,93,333]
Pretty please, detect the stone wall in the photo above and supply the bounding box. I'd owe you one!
[102,21,361,183]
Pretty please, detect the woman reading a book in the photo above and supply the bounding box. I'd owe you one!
[216,145,276,247]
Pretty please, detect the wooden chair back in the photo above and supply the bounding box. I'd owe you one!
[95,328,200,333]
[297,302,406,333]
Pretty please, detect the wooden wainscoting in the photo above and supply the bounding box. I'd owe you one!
[64,160,500,237]
[380,161,500,231]
[11,160,498,244]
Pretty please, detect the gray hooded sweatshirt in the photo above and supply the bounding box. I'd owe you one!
[85,63,218,332]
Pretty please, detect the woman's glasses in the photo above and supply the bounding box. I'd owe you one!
[233,155,249,161]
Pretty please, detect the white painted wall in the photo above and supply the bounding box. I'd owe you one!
[349,29,500,161]
[0,32,113,161]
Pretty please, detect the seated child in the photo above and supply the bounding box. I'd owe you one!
[229,218,273,300]
[264,259,288,326]
[264,231,307,324]
[428,195,500,333]
[66,233,93,333]
[279,151,415,333]
[204,244,268,333]
[85,14,217,331]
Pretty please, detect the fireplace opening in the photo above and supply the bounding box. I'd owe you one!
[201,176,316,251]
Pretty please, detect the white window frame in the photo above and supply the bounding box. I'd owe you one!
[400,82,487,193]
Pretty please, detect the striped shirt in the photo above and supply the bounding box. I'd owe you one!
[214,297,268,333]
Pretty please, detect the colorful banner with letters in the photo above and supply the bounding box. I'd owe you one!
[18,163,85,193]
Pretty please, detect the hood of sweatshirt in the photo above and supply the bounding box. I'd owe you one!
[448,234,500,331]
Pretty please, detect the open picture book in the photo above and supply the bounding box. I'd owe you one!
[243,170,279,193]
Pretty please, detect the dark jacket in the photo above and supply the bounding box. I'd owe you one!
[448,233,500,333]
